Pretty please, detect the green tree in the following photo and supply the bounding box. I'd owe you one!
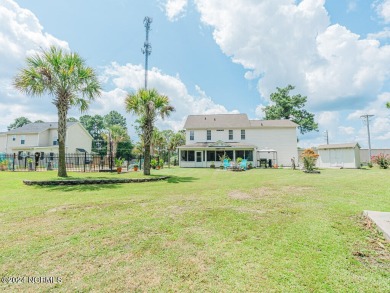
[67,117,79,122]
[34,120,45,123]
[102,125,129,159]
[14,46,101,177]
[104,110,127,129]
[7,117,32,130]
[125,89,175,175]
[386,102,390,109]
[168,131,185,167]
[263,85,318,134]
[80,114,106,154]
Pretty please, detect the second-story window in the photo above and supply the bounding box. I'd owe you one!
[53,136,58,145]
[190,130,194,141]
[241,129,245,140]
[21,135,25,145]
[229,130,233,140]
[207,130,211,140]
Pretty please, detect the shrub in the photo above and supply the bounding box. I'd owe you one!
[151,159,157,169]
[371,153,390,169]
[301,148,319,171]
[236,157,243,164]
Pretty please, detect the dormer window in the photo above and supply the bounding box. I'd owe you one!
[207,130,211,140]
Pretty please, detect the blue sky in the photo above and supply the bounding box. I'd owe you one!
[1,0,390,149]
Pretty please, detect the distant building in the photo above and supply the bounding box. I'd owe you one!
[317,143,361,169]
[0,122,92,157]
[178,114,298,168]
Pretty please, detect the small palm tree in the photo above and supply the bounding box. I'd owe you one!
[102,125,129,159]
[168,131,185,167]
[14,46,101,177]
[125,89,175,175]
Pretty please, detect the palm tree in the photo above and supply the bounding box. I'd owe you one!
[14,46,101,177]
[168,131,185,167]
[102,125,129,159]
[125,89,175,175]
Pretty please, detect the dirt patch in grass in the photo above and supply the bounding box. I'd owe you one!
[228,191,252,200]
[353,216,390,271]
[228,186,314,200]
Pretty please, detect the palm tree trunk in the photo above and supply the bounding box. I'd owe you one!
[57,101,68,177]
[143,120,152,175]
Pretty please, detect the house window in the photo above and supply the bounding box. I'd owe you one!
[190,131,194,141]
[21,135,25,145]
[229,130,233,140]
[53,136,58,145]
[207,130,211,140]
[241,129,245,140]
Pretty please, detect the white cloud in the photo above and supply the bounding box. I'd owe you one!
[0,0,70,131]
[375,0,390,23]
[162,0,188,21]
[192,0,390,111]
[368,27,390,40]
[338,126,355,135]
[255,104,266,119]
[102,62,238,131]
[317,111,339,127]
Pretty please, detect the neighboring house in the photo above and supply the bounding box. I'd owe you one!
[317,143,361,169]
[0,122,92,157]
[178,114,298,168]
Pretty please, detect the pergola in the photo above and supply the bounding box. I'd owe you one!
[257,148,278,168]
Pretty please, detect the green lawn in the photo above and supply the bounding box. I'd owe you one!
[0,168,389,292]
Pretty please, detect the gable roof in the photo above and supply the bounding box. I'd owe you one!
[318,143,360,150]
[249,119,298,128]
[184,114,298,129]
[7,122,77,134]
[184,114,251,129]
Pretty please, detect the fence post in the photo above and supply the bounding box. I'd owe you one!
[84,152,86,172]
[13,153,15,171]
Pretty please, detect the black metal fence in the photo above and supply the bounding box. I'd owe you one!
[0,153,120,172]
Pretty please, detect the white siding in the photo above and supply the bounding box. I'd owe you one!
[246,128,298,166]
[0,135,6,152]
[318,147,360,168]
[66,123,92,153]
[186,129,243,144]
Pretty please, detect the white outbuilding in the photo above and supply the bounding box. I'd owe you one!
[317,143,361,169]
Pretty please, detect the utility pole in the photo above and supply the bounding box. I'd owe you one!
[360,114,374,162]
[324,130,329,145]
[142,16,152,89]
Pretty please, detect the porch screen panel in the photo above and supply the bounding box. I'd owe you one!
[181,150,187,161]
[225,150,234,161]
[245,150,253,161]
[216,151,225,161]
[236,150,245,159]
[188,151,195,162]
[207,151,215,161]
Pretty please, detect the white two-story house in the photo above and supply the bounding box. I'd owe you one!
[0,122,92,156]
[178,114,298,168]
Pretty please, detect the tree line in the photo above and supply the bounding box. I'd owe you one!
[12,46,321,177]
